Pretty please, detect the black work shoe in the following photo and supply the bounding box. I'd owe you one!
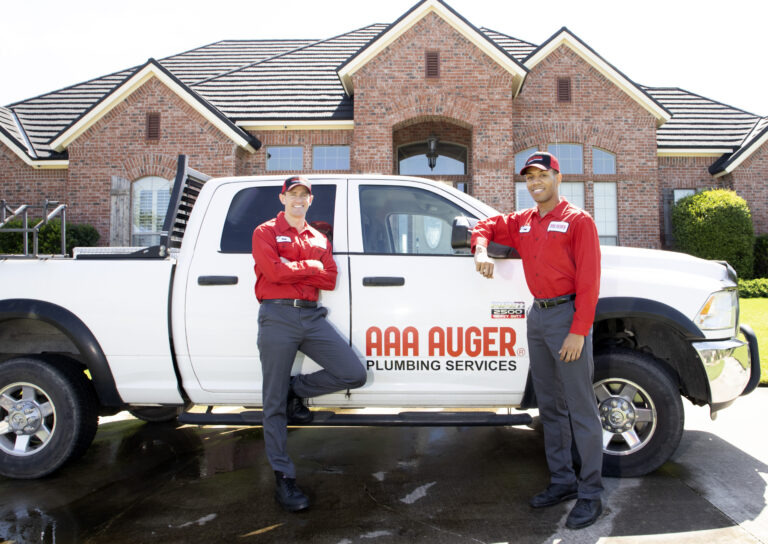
[529,483,579,508]
[287,382,313,424]
[274,471,310,512]
[565,498,602,529]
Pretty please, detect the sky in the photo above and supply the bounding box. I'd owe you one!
[1,0,765,116]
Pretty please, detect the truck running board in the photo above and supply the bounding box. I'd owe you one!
[177,410,533,427]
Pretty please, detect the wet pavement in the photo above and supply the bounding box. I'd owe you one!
[1,390,767,544]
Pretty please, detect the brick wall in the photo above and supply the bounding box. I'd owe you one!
[350,12,516,210]
[512,47,661,248]
[0,147,68,213]
[65,77,242,243]
[726,144,768,235]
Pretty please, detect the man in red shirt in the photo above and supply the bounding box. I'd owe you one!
[471,152,604,529]
[252,176,366,512]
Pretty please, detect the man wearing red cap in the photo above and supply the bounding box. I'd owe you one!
[471,152,604,529]
[252,175,367,512]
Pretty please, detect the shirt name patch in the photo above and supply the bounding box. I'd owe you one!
[547,221,569,233]
[519,225,531,233]
[275,236,292,243]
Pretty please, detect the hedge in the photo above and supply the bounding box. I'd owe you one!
[672,189,754,279]
[0,218,99,255]
[739,278,768,298]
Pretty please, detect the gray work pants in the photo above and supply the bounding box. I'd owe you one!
[527,301,604,500]
[257,303,366,478]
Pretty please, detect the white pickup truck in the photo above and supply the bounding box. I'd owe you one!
[0,156,759,480]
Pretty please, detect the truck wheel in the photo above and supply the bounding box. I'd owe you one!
[128,405,186,423]
[594,348,683,478]
[0,356,98,479]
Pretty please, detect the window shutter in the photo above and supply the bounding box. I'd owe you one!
[146,112,161,140]
[425,51,440,78]
[557,77,571,102]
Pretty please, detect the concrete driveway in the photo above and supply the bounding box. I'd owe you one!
[1,390,766,544]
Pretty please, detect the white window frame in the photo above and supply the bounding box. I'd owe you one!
[548,143,583,174]
[266,146,303,171]
[313,145,350,171]
[593,181,618,245]
[131,176,171,247]
[592,147,616,175]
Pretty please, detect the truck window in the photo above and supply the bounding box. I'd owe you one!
[359,185,474,255]
[220,185,337,253]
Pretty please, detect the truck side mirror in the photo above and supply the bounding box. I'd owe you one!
[451,216,520,259]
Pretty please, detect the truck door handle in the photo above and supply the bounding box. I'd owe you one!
[362,276,405,287]
[198,275,239,286]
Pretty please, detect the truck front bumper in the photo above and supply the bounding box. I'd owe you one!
[692,324,761,413]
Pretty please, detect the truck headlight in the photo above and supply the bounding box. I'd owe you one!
[694,290,737,330]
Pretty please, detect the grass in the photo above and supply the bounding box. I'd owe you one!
[740,297,768,384]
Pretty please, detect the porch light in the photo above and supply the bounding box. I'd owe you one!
[426,135,439,170]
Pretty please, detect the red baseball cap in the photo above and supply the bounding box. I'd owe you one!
[520,152,560,175]
[281,175,312,194]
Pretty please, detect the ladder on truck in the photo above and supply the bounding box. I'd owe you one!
[0,199,67,257]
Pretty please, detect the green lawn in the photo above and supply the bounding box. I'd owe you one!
[740,297,767,384]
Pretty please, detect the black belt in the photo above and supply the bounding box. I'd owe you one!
[261,298,318,308]
[533,294,575,309]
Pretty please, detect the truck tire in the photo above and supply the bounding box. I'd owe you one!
[594,348,684,478]
[0,356,99,479]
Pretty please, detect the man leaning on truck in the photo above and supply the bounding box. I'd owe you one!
[251,175,367,512]
[471,152,604,529]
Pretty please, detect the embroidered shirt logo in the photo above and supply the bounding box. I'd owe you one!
[547,221,569,233]
[519,225,531,233]
[311,237,327,249]
[276,235,292,243]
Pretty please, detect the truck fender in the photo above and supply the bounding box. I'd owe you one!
[595,297,703,340]
[0,298,122,407]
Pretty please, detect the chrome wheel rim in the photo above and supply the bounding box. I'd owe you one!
[594,378,657,456]
[0,382,57,456]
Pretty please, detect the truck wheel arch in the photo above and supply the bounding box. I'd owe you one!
[594,297,709,404]
[0,299,122,407]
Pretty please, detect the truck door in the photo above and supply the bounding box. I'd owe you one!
[179,178,349,403]
[347,179,533,407]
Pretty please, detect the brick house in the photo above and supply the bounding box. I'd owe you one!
[1,0,765,249]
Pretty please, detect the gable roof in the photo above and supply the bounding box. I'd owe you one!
[48,58,261,153]
[709,116,768,176]
[336,0,528,96]
[524,27,671,127]
[159,39,317,85]
[194,24,387,127]
[644,87,760,154]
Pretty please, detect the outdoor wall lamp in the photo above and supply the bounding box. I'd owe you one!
[426,135,439,170]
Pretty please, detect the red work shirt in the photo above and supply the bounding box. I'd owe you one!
[471,198,601,336]
[252,212,337,302]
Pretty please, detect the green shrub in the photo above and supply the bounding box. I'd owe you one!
[739,278,768,298]
[754,234,768,278]
[672,189,754,279]
[0,218,99,255]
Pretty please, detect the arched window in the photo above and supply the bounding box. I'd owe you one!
[514,147,538,174]
[592,147,616,175]
[547,143,583,174]
[132,176,171,246]
[397,141,467,176]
